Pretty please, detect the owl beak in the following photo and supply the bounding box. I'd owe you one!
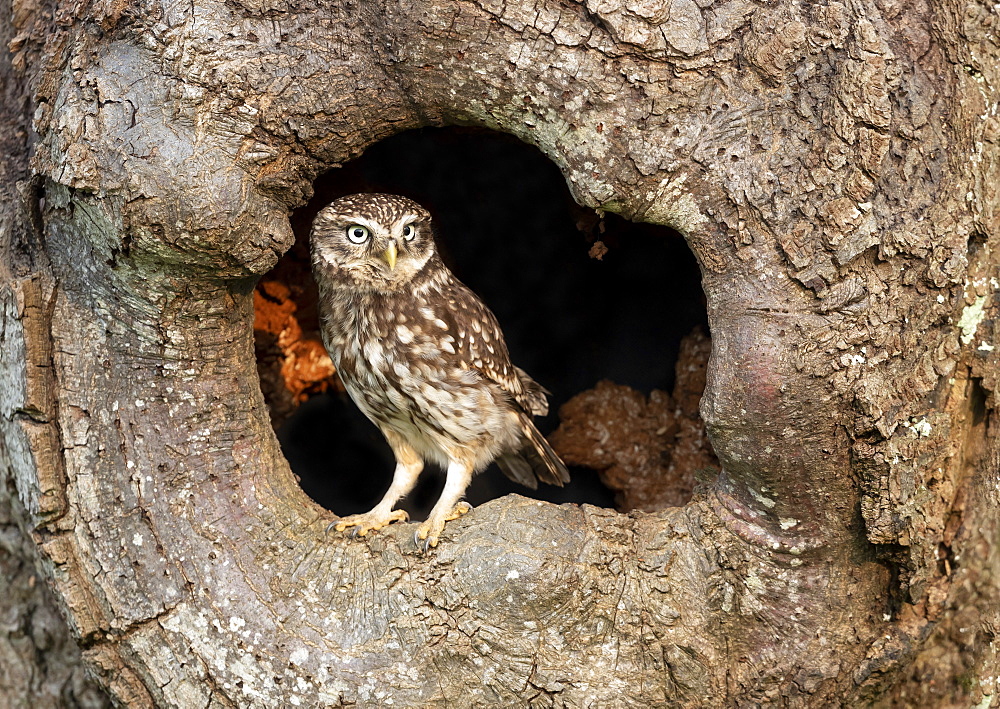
[382,241,398,271]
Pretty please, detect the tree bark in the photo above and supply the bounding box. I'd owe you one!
[1,0,998,706]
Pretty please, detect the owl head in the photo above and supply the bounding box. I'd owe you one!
[310,193,437,291]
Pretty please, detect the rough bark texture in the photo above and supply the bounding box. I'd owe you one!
[0,480,111,707]
[2,0,999,706]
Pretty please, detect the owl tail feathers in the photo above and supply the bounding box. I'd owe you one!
[497,416,571,489]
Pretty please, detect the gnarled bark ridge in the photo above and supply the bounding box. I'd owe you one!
[1,0,998,705]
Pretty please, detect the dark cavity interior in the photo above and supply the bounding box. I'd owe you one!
[258,127,710,519]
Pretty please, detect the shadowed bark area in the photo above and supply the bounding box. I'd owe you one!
[0,482,111,707]
[1,0,999,706]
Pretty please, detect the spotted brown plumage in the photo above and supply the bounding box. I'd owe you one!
[310,193,570,550]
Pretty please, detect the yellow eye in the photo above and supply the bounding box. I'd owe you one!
[346,225,370,244]
[402,224,416,241]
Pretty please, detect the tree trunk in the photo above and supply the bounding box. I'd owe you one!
[2,0,998,705]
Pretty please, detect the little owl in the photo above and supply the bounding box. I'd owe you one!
[310,193,570,550]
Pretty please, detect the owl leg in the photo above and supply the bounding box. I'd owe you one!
[330,434,423,539]
[414,459,473,552]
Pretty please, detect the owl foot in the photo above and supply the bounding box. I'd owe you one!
[328,508,409,538]
[413,502,472,552]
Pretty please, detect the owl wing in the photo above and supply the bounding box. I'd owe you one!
[439,276,548,417]
[512,366,550,417]
[438,273,569,487]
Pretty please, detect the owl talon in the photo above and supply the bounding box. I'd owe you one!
[414,502,473,552]
[445,501,472,521]
[413,529,430,553]
[332,508,409,539]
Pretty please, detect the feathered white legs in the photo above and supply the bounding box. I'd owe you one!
[414,459,473,552]
[329,433,475,551]
[329,434,422,538]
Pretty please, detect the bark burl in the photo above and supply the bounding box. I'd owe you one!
[1,0,999,705]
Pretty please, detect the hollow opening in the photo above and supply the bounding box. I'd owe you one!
[254,127,715,519]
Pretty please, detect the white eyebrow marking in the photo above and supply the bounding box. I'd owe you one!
[391,215,419,231]
[346,216,381,232]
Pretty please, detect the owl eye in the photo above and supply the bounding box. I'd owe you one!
[402,224,417,241]
[346,225,370,244]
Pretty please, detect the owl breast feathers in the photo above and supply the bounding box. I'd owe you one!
[310,193,569,550]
